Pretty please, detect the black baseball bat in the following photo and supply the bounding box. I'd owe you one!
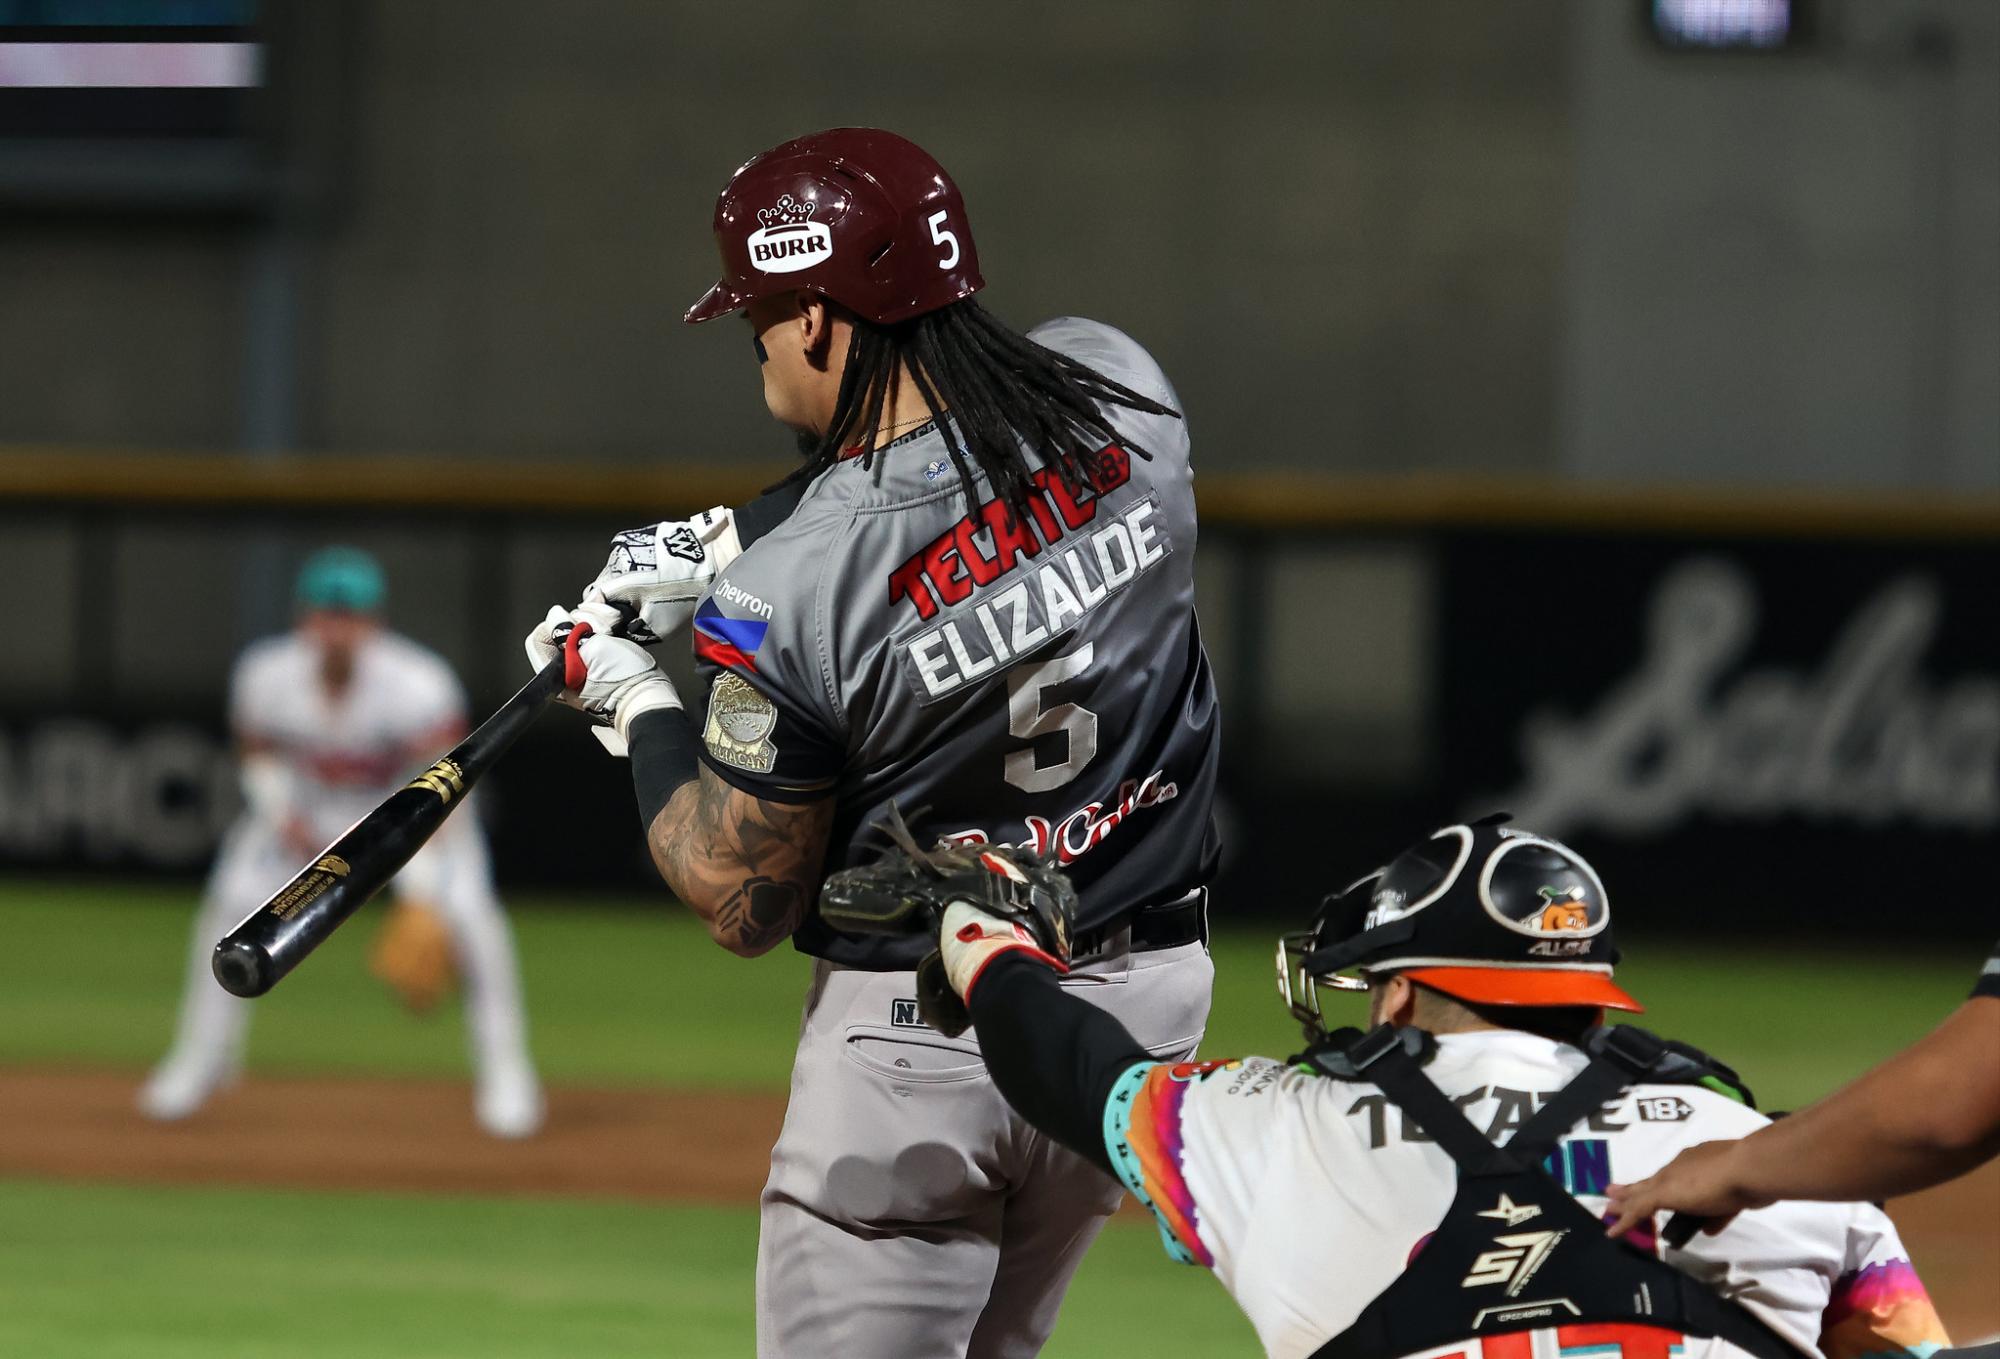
[211,658,568,998]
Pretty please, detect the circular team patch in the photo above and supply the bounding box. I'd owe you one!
[704,672,779,774]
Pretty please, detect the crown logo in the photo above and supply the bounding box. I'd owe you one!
[756,194,816,229]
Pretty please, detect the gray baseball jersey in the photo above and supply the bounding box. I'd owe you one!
[691,316,1221,969]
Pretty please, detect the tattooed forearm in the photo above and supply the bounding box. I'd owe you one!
[714,876,807,956]
[645,767,833,956]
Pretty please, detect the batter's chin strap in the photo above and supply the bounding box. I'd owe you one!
[1304,1023,1800,1359]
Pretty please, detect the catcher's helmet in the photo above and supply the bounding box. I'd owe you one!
[1277,814,1640,1041]
[684,128,984,327]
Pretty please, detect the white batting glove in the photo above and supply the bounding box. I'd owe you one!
[587,508,743,644]
[938,898,1064,1001]
[525,601,678,755]
[560,605,683,748]
[524,604,573,675]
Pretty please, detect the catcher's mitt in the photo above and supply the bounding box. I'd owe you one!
[821,806,1077,1036]
[368,901,457,1014]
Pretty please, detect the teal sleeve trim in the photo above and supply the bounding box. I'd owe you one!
[1100,1061,1199,1267]
[1101,1062,1154,1197]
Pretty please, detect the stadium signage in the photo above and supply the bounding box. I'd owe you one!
[0,717,234,866]
[1503,558,1998,835]
[1436,529,1998,936]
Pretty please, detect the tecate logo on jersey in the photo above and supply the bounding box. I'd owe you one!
[747,195,832,275]
[889,445,1135,624]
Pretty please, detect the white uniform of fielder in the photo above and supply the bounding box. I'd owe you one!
[141,563,542,1138]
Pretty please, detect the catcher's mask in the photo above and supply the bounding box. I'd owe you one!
[1275,813,1640,1042]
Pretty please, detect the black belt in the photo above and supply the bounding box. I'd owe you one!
[1072,888,1208,960]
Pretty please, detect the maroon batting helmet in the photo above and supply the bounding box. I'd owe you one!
[683,128,985,327]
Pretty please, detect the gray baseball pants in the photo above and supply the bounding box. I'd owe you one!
[755,933,1212,1358]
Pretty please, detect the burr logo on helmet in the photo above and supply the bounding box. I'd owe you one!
[747,194,832,275]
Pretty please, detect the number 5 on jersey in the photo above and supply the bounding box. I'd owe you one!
[1004,644,1097,793]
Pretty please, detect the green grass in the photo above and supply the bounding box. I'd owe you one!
[0,880,1980,1358]
[0,1179,1255,1358]
[0,879,1976,1108]
[0,879,813,1090]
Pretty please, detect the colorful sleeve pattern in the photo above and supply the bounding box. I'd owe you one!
[1819,1259,1950,1359]
[1102,1059,1221,1267]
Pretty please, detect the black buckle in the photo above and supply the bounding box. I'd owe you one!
[1347,1024,1429,1073]
[1595,1023,1668,1075]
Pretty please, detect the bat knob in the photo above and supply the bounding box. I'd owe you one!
[1660,1211,1707,1249]
[212,939,276,998]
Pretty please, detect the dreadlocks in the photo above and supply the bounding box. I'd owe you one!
[772,299,1181,524]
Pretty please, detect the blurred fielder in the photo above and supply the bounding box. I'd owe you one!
[141,547,543,1138]
[819,815,1957,1359]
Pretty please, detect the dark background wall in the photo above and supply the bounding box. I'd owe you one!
[4,2,1577,471]
[1564,0,2000,490]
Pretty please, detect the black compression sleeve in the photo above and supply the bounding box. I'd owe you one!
[969,953,1153,1177]
[627,706,700,830]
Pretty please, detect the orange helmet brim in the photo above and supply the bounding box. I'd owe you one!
[1402,965,1644,1013]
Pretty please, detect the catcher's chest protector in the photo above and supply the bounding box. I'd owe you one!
[1305,1025,1797,1359]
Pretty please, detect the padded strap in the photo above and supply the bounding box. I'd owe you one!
[1505,1025,1669,1167]
[1305,1023,1803,1359]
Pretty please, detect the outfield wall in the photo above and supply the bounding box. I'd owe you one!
[1,449,1994,936]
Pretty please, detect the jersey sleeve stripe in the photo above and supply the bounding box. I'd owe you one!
[1819,1259,1950,1359]
[1101,1061,1212,1267]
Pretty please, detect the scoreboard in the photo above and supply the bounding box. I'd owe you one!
[0,0,338,210]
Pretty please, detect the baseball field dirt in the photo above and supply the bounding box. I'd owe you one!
[3,1068,781,1203]
[5,1065,1995,1340]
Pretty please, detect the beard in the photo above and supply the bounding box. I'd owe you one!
[793,427,822,461]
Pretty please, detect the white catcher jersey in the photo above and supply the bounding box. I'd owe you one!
[1104,1030,1949,1359]
[230,630,467,843]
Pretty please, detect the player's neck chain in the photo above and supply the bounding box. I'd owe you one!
[843,413,942,460]
[879,412,937,438]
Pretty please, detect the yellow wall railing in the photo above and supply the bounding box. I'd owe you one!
[3,446,1997,539]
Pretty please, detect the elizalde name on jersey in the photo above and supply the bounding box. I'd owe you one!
[903,494,1172,702]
